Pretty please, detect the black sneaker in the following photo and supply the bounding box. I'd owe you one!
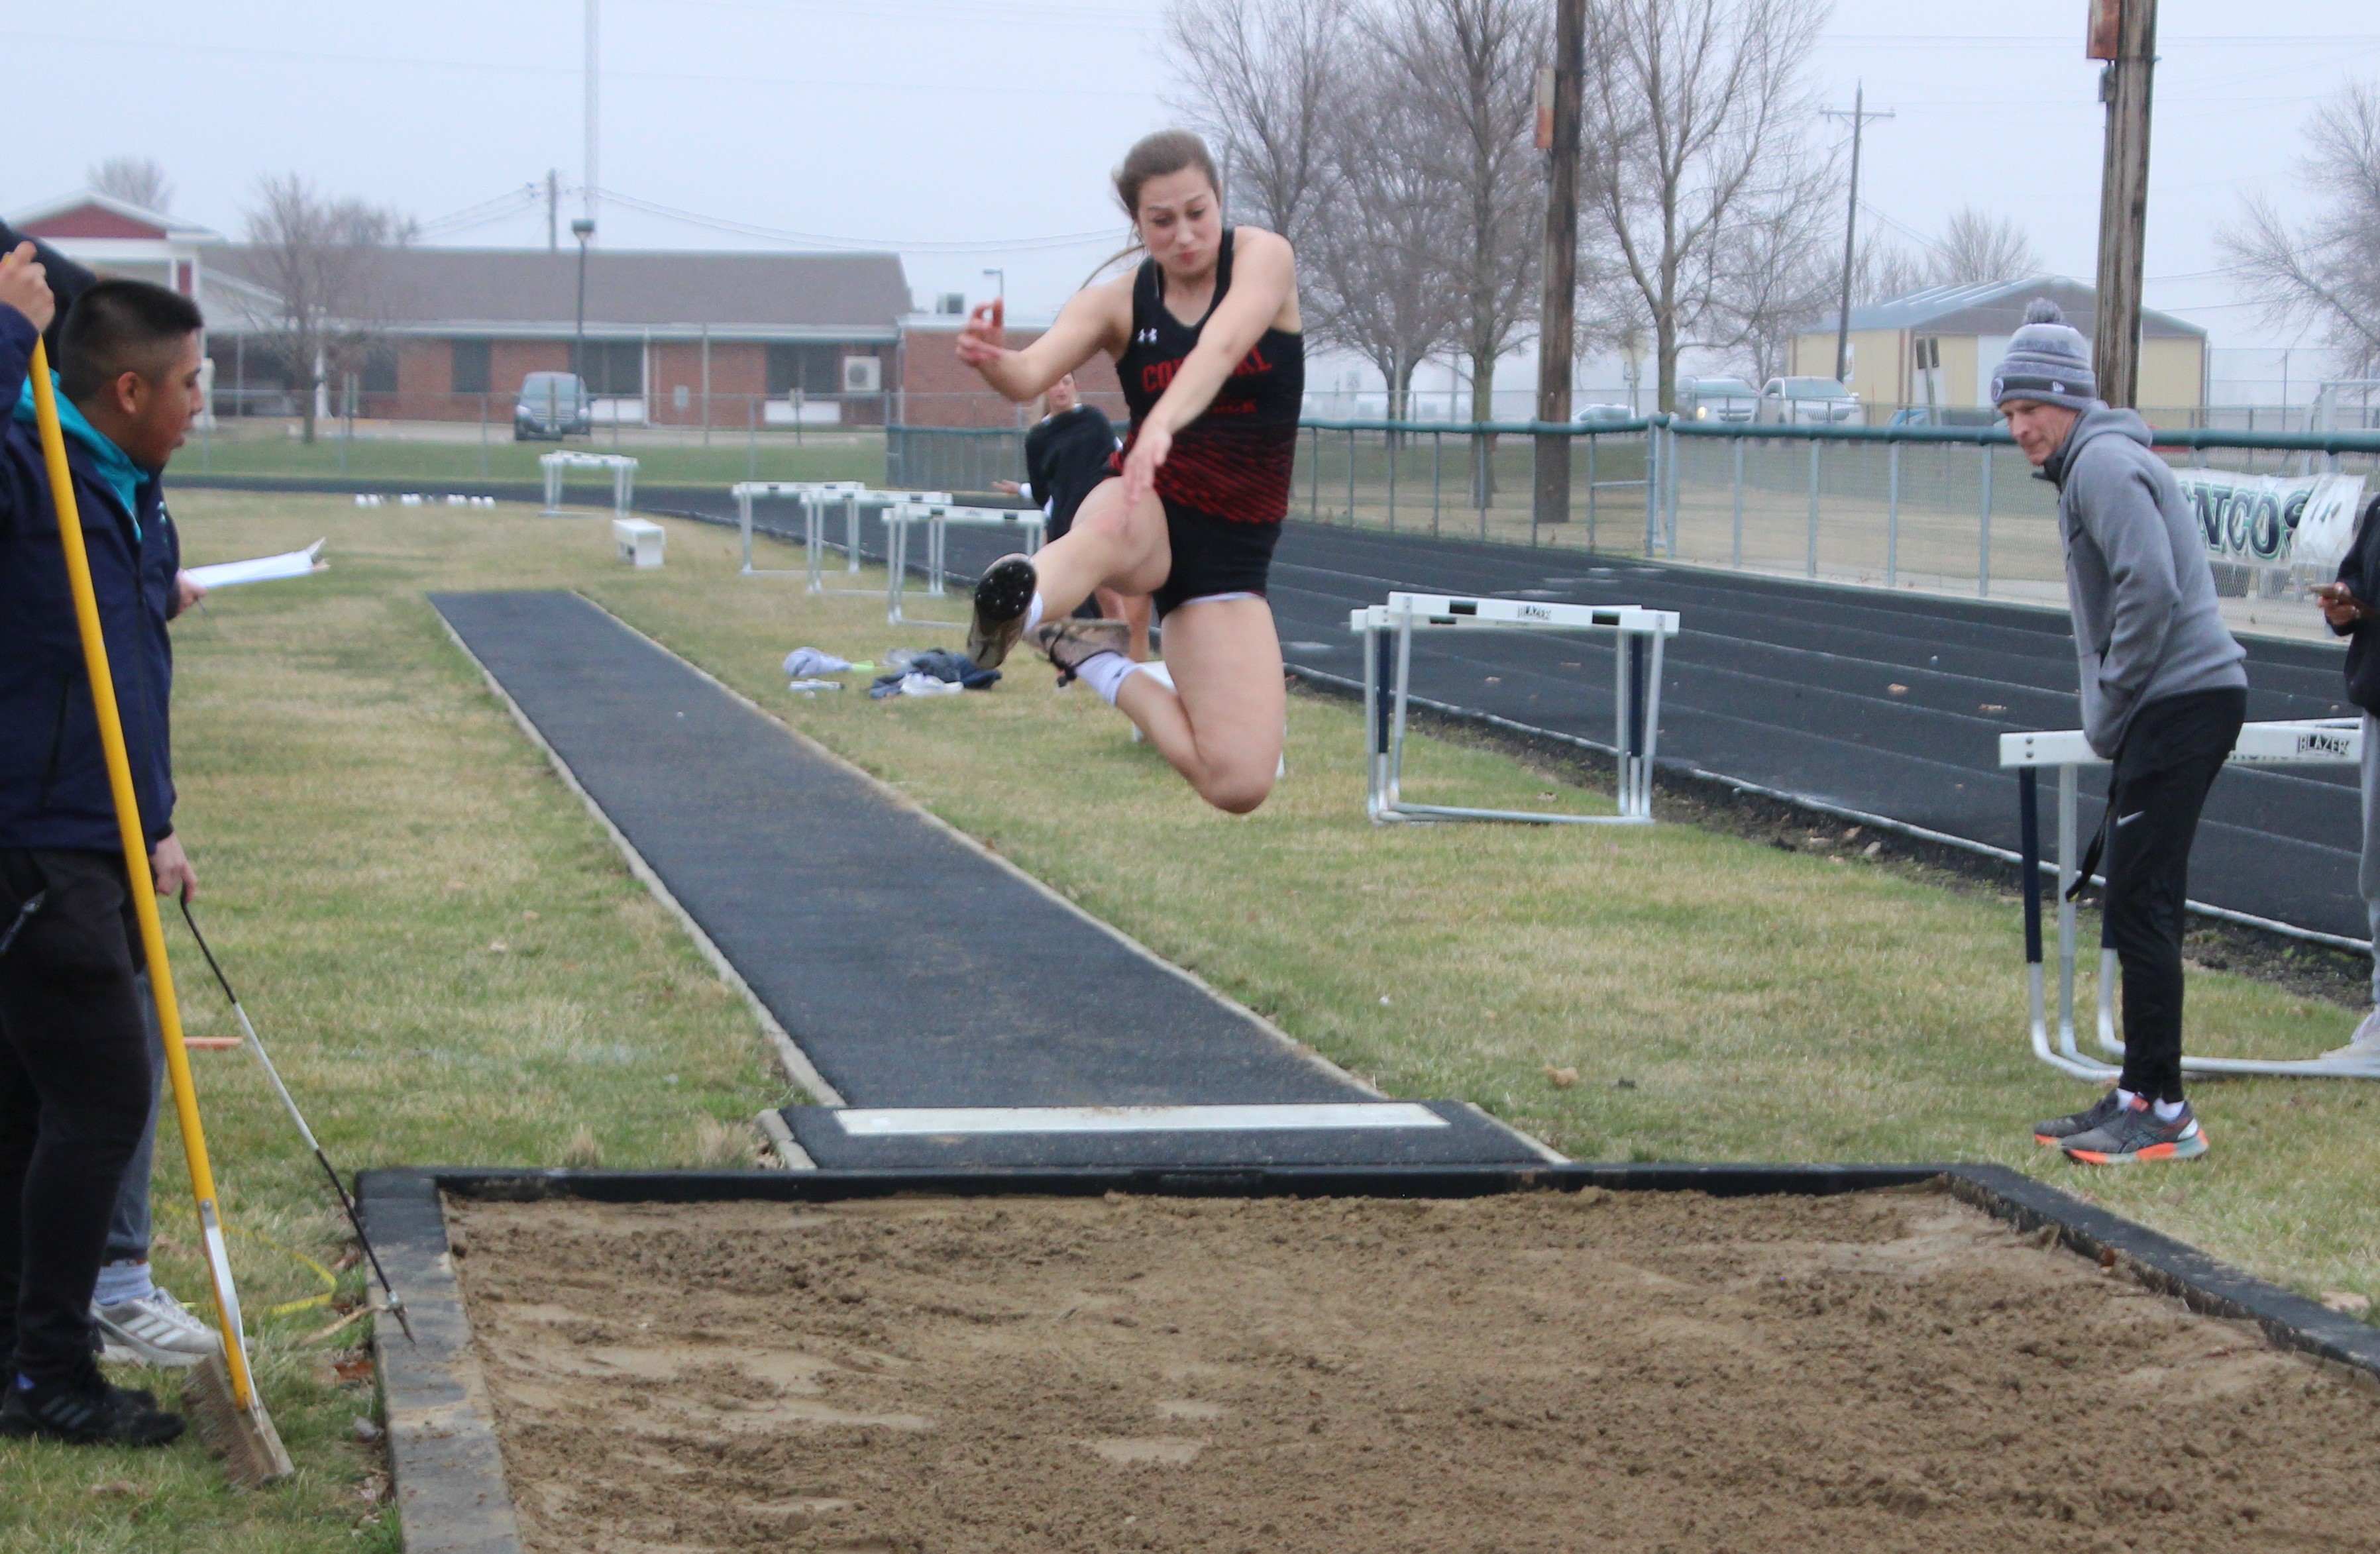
[2062,1100,2208,1166]
[0,1362,185,1447]
[2032,1090,2126,1147]
[1032,619,1131,686]
[967,555,1038,670]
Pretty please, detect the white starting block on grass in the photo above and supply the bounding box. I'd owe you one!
[612,517,665,569]
[1350,593,1678,826]
[539,451,637,517]
[733,481,867,579]
[2000,719,2380,1080]
[883,500,1045,627]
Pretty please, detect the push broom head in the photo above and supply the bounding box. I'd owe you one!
[184,1349,295,1488]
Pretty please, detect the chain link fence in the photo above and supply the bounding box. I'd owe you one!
[889,416,2380,633]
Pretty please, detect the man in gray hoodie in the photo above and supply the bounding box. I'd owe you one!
[1996,299,2247,1164]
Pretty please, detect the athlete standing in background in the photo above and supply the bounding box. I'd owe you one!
[956,129,1302,815]
[991,372,1148,660]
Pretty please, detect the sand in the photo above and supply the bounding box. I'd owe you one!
[447,1186,2380,1553]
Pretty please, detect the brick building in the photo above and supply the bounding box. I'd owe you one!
[897,312,1126,429]
[13,189,1114,433]
[201,244,913,428]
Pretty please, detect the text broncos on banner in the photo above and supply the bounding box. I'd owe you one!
[2173,470,2367,568]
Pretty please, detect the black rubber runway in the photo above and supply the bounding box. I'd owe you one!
[665,493,2361,944]
[432,590,1542,1168]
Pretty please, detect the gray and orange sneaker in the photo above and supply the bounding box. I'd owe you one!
[2031,1090,2126,1148]
[966,555,1038,669]
[2061,1097,2208,1165]
[1032,619,1131,686]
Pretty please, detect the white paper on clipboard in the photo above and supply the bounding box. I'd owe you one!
[186,540,327,591]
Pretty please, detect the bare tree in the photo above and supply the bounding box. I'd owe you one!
[1705,152,1841,383]
[1304,79,1462,419]
[241,174,415,443]
[89,156,172,213]
[1164,0,1352,250]
[2222,80,2380,375]
[1580,0,1830,412]
[1376,0,1544,431]
[1931,206,2041,285]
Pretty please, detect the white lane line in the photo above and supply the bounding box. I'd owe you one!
[833,1103,1449,1137]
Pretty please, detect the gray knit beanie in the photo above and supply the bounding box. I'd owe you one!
[1990,299,2098,410]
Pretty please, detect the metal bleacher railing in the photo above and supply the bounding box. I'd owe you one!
[890,417,2380,611]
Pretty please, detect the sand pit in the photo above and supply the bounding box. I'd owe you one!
[447,1186,2380,1553]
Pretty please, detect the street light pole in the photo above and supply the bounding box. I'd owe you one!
[982,268,1005,304]
[572,217,595,389]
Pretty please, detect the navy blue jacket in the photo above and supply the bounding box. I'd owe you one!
[0,304,180,852]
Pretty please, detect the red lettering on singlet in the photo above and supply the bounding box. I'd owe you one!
[1139,343,1274,397]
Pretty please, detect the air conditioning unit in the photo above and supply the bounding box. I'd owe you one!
[841,356,883,393]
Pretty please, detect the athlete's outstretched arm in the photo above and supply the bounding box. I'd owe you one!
[955,285,1129,403]
[1118,229,1297,509]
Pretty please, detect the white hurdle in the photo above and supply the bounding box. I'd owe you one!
[1350,592,1678,825]
[2000,719,2380,1080]
[540,451,638,517]
[884,499,1045,627]
[732,481,868,579]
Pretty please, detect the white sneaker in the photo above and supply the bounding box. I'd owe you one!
[2322,1006,2380,1061]
[93,1285,222,1369]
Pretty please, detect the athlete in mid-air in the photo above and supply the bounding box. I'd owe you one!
[956,129,1302,815]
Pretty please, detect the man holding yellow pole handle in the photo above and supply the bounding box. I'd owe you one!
[0,244,203,1449]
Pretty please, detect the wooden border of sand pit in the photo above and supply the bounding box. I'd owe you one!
[356,1161,2380,1554]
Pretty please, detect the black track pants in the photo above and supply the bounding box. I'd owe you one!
[0,849,152,1385]
[2100,688,2248,1103]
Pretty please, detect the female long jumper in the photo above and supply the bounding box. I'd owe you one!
[957,130,1303,815]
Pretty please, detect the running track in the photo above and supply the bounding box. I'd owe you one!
[651,493,2365,945]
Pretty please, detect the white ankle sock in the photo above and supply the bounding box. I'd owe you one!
[93,1259,154,1308]
[1075,651,1139,705]
[2152,1097,2186,1122]
[1023,594,1046,633]
[2114,1088,2141,1109]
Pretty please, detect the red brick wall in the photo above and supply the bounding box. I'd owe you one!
[898,326,1129,429]
[647,340,771,427]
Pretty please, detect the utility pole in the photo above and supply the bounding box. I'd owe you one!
[583,0,600,239]
[1532,0,1585,530]
[2090,0,2156,409]
[1820,83,1894,388]
[572,217,596,386]
[547,170,559,252]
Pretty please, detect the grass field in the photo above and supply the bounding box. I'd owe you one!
[182,424,882,488]
[7,490,2373,1551]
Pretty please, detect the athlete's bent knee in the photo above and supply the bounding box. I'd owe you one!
[1197,767,1275,816]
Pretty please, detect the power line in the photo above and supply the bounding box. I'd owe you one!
[588,186,1122,253]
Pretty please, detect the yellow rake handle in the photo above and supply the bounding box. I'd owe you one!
[25,341,262,1411]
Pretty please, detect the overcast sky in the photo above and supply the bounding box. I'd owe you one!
[7,0,2377,362]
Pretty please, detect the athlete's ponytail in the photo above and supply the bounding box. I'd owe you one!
[1082,129,1224,287]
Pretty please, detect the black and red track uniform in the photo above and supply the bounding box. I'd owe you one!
[1114,228,1303,617]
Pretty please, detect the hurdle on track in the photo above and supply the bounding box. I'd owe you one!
[804,488,954,595]
[883,499,1044,627]
[731,481,870,580]
[1350,593,1678,826]
[2001,719,2380,1080]
[540,451,637,518]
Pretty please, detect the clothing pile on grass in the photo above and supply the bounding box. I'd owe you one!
[781,646,999,700]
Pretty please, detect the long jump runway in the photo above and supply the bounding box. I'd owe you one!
[694,495,2357,943]
[431,590,1546,1170]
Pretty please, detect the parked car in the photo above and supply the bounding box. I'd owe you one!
[514,372,592,440]
[1679,376,1758,423]
[1886,405,2002,429]
[1574,402,1638,425]
[1757,376,1861,425]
